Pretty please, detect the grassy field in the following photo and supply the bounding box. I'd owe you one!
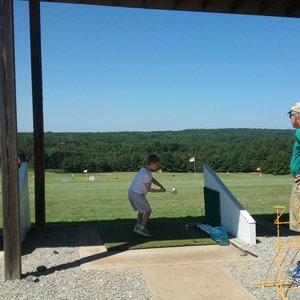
[0,171,292,250]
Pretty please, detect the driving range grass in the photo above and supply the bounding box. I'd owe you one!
[0,171,292,249]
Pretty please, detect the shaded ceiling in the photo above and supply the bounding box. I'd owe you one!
[40,0,300,18]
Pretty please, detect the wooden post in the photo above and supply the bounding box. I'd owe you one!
[29,0,46,229]
[0,0,22,280]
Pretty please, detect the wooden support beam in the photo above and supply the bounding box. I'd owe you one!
[230,0,245,12]
[0,0,22,280]
[29,0,46,229]
[202,0,213,10]
[258,0,275,14]
[285,0,300,16]
[173,0,178,9]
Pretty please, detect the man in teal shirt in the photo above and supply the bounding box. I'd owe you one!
[289,102,300,232]
[287,103,300,281]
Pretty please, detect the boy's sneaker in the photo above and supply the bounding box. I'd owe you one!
[136,227,152,237]
[133,225,140,233]
[287,262,300,281]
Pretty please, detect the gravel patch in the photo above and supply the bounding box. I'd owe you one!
[0,227,152,300]
[223,236,300,300]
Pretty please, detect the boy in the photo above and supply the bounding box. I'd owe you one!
[128,154,165,237]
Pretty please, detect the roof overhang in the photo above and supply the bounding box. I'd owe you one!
[36,0,300,19]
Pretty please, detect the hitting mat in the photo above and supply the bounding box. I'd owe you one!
[97,217,216,251]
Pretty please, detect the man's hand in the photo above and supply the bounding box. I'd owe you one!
[294,175,300,185]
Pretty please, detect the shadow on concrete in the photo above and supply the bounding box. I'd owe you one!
[8,213,300,279]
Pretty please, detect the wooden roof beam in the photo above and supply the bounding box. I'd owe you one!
[17,0,300,18]
[173,0,178,10]
[230,0,249,13]
[285,0,300,16]
[258,0,288,15]
[202,0,214,10]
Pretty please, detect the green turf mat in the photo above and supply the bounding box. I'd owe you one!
[97,217,215,251]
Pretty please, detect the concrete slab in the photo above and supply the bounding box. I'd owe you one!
[143,264,256,300]
[80,243,255,270]
[78,227,256,299]
[79,226,255,270]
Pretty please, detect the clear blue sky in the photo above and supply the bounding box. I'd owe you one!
[14,2,300,132]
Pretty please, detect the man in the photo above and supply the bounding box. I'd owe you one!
[287,102,300,281]
[289,102,300,232]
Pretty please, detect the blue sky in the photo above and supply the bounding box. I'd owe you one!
[14,2,300,132]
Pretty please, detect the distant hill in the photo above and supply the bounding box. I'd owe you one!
[18,129,294,175]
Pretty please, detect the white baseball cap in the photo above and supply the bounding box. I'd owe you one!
[289,102,300,114]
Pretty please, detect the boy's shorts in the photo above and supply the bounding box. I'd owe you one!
[128,190,151,214]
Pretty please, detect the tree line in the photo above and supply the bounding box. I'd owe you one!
[17,129,295,175]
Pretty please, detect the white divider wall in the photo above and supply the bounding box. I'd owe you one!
[203,164,256,245]
[19,162,31,242]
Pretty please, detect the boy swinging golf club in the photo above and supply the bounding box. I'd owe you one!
[128,154,166,237]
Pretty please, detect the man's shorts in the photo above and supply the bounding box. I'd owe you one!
[128,190,151,214]
[290,183,300,232]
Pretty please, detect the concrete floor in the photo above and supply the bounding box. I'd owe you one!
[79,227,256,300]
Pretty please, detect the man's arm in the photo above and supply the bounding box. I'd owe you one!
[293,130,300,184]
[145,182,165,193]
[151,177,166,192]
